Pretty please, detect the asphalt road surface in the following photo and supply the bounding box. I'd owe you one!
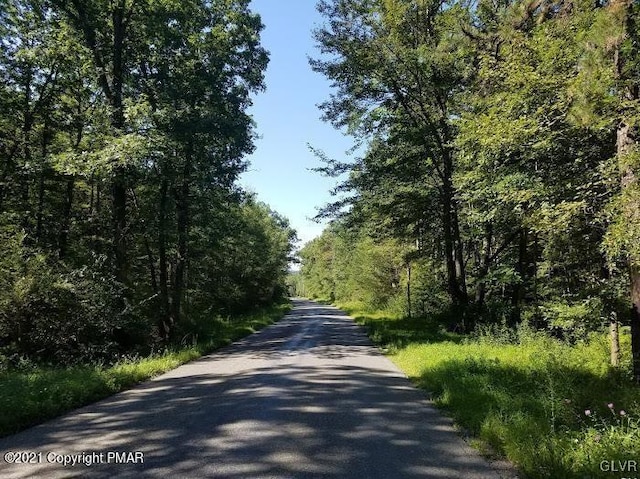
[0,299,509,478]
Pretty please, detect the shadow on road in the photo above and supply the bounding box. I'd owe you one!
[0,300,503,478]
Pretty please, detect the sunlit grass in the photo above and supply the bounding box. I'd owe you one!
[0,302,290,437]
[347,305,640,479]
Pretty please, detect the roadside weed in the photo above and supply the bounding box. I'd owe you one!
[349,306,640,479]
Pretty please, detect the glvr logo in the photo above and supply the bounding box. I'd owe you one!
[600,461,638,472]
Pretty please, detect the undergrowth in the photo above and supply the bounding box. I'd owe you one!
[341,302,640,479]
[0,302,290,437]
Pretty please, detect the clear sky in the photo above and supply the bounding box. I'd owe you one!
[240,0,355,249]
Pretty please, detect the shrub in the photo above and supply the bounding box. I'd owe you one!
[0,230,138,365]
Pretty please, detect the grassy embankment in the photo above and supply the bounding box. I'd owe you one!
[337,301,639,479]
[0,302,290,438]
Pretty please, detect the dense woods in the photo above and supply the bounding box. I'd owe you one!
[0,0,296,365]
[301,0,640,379]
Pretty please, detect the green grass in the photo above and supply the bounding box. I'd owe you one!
[340,302,640,479]
[0,302,290,438]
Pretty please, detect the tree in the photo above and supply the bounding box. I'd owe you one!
[0,0,294,364]
[312,0,474,307]
[571,0,640,380]
[132,0,268,337]
[48,0,142,287]
[307,0,640,360]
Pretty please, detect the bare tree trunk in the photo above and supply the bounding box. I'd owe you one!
[475,222,493,307]
[58,177,74,260]
[158,177,172,340]
[406,261,412,318]
[610,313,621,367]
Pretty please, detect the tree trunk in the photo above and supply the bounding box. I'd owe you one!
[89,174,94,214]
[58,177,74,260]
[452,203,468,303]
[130,188,157,295]
[617,119,640,381]
[610,0,640,383]
[21,67,34,233]
[630,266,640,380]
[618,119,640,380]
[96,179,101,212]
[35,123,50,242]
[171,148,192,330]
[510,228,528,325]
[111,2,128,287]
[158,177,172,340]
[172,192,188,326]
[475,222,493,307]
[112,173,127,284]
[406,261,412,318]
[442,190,460,303]
[610,312,621,367]
[441,151,468,306]
[35,172,46,241]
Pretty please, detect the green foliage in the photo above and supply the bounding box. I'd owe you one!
[350,304,639,478]
[604,180,640,267]
[285,271,305,297]
[0,0,295,365]
[300,226,410,311]
[0,301,290,437]
[0,229,132,365]
[188,198,297,317]
[308,0,639,346]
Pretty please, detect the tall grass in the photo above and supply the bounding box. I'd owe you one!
[344,303,640,479]
[0,302,290,437]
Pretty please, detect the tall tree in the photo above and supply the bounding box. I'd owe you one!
[308,0,638,348]
[312,0,473,306]
[576,0,640,380]
[0,0,294,364]
[48,0,145,287]
[134,0,268,337]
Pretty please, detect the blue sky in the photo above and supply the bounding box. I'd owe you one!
[240,0,355,248]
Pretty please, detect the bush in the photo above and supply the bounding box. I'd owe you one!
[0,230,139,365]
[358,303,640,479]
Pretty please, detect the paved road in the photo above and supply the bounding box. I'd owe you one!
[0,299,508,478]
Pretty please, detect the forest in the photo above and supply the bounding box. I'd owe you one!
[297,0,640,474]
[0,0,296,367]
[300,0,640,376]
[1,0,639,473]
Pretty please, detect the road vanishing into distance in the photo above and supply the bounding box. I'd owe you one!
[0,299,509,478]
